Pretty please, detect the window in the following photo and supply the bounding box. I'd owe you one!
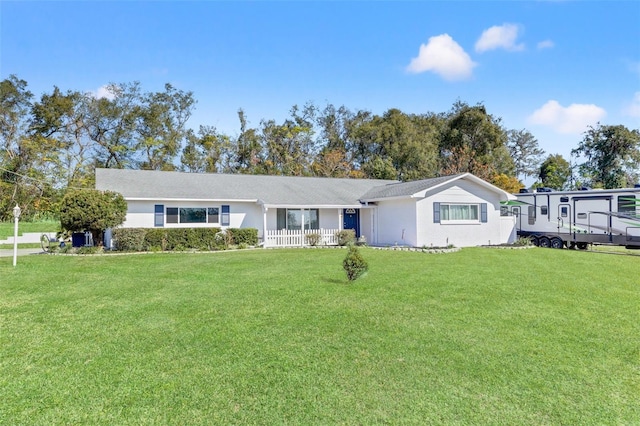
[541,205,548,216]
[167,207,178,224]
[180,208,206,223]
[276,208,319,230]
[528,205,536,225]
[434,203,487,223]
[207,208,219,224]
[560,196,569,203]
[165,206,221,224]
[441,204,479,221]
[618,196,636,216]
[561,206,568,218]
[154,204,164,227]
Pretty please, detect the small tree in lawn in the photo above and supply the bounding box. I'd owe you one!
[343,244,368,282]
[60,189,127,246]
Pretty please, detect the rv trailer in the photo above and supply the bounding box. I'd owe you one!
[506,186,640,249]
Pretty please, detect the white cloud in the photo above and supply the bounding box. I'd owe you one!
[92,85,116,100]
[623,92,640,118]
[475,23,525,53]
[406,34,477,81]
[528,100,606,134]
[537,39,555,50]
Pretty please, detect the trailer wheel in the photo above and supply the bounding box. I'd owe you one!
[576,242,588,250]
[530,236,540,246]
[538,236,551,248]
[550,237,563,249]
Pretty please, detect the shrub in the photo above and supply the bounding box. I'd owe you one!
[306,232,322,246]
[192,228,221,250]
[343,244,368,281]
[336,229,356,246]
[113,228,147,251]
[143,229,168,251]
[228,228,258,246]
[514,236,534,247]
[215,229,233,250]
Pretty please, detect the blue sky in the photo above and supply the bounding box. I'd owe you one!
[2,1,639,165]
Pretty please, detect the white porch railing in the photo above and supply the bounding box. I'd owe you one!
[264,228,340,247]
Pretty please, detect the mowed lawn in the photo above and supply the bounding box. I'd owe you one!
[1,248,638,425]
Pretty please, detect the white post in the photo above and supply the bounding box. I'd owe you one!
[12,204,21,267]
[262,206,268,247]
[301,212,305,246]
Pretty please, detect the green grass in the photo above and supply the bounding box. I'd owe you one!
[0,220,59,240]
[1,248,638,425]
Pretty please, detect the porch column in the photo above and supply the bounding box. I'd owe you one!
[262,206,268,247]
[338,209,343,231]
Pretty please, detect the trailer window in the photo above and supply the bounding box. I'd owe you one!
[560,196,569,203]
[541,205,548,216]
[528,206,536,225]
[618,196,636,216]
[561,206,568,218]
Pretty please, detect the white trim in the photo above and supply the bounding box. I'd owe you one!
[127,197,258,203]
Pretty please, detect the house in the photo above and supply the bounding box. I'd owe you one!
[95,168,517,248]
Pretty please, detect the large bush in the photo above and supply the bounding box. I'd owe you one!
[60,189,127,246]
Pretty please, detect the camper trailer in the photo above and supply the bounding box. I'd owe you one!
[508,186,640,249]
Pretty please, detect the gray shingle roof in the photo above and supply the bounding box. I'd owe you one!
[359,174,466,200]
[95,168,398,206]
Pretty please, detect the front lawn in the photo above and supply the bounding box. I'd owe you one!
[1,248,638,424]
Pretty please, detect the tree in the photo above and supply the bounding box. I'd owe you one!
[491,173,524,193]
[136,83,196,171]
[0,75,62,220]
[440,101,514,177]
[507,129,544,180]
[84,82,141,169]
[538,154,572,190]
[572,123,640,188]
[59,189,127,246]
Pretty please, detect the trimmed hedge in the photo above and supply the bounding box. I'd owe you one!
[111,227,257,252]
[228,228,259,246]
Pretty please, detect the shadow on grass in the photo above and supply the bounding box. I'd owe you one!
[322,277,347,285]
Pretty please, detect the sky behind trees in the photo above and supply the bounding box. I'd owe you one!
[1,1,639,163]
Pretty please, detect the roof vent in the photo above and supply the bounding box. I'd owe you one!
[579,186,590,191]
[518,188,530,193]
[535,187,553,193]
[635,183,640,188]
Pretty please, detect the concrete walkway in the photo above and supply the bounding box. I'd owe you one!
[0,248,46,258]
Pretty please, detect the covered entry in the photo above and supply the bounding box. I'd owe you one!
[343,208,360,237]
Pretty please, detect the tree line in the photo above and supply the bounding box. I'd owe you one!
[1,75,639,220]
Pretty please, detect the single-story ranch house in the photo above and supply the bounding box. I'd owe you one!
[96,168,517,248]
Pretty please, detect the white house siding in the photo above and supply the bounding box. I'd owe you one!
[122,200,263,232]
[416,181,514,247]
[375,198,418,246]
[359,207,374,245]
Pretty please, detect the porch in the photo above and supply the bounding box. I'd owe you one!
[264,228,340,248]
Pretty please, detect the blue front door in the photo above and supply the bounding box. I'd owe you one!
[343,209,360,237]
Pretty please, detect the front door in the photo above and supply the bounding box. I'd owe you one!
[343,208,360,237]
[558,203,571,236]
